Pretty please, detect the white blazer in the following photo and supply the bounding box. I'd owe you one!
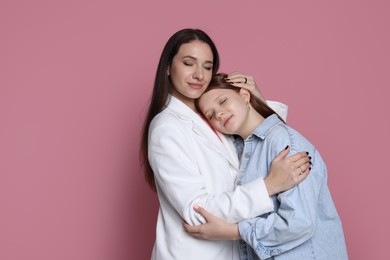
[148,95,288,260]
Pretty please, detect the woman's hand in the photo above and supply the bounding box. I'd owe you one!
[227,71,266,102]
[264,146,312,196]
[183,206,240,240]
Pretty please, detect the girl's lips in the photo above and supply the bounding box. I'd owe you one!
[223,115,233,126]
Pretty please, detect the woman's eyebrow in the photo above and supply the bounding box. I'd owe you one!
[182,55,213,64]
[182,55,197,60]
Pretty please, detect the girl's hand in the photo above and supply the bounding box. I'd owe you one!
[183,206,240,240]
[227,71,266,102]
[264,146,311,196]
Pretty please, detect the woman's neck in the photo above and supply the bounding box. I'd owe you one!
[171,92,196,111]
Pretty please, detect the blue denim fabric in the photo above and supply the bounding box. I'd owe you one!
[235,114,348,260]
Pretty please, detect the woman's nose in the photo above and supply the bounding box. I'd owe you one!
[193,67,204,80]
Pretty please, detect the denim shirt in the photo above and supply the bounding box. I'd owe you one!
[235,114,348,260]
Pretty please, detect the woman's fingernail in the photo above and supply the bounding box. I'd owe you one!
[194,205,200,210]
[306,152,309,155]
[284,145,289,150]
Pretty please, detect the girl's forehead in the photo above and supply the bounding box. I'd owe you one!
[201,88,233,103]
[206,88,234,96]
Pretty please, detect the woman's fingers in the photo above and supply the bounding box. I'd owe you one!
[226,71,265,101]
[227,72,253,84]
[292,152,311,182]
[287,152,311,177]
[274,145,290,162]
[294,153,312,171]
[295,167,310,183]
[286,151,311,164]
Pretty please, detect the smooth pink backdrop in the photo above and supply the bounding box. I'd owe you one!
[1,1,389,259]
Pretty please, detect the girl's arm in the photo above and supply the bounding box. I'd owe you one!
[150,117,310,226]
[183,205,241,241]
[184,132,319,259]
[238,132,321,259]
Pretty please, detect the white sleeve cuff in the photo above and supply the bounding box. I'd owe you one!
[266,100,288,122]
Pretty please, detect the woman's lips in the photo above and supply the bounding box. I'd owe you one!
[188,83,203,89]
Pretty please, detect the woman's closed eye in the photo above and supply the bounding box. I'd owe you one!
[203,65,213,71]
[183,61,212,71]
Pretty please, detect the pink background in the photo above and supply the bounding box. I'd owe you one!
[1,1,389,259]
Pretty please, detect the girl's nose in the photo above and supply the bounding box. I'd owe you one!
[216,111,224,120]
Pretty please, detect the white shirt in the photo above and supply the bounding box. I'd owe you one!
[148,95,288,260]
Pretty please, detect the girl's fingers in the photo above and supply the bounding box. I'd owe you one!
[183,221,200,234]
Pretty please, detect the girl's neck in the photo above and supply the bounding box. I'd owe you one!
[240,110,265,139]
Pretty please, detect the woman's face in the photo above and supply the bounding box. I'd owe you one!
[169,40,214,109]
[198,88,250,135]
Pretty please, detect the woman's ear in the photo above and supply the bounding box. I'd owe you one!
[239,88,251,103]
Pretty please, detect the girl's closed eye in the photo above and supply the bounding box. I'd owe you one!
[219,98,227,105]
[208,112,214,120]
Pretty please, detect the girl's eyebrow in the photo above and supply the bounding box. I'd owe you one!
[203,94,223,117]
[214,94,223,102]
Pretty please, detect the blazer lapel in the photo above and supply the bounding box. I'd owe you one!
[167,95,239,171]
[192,118,239,171]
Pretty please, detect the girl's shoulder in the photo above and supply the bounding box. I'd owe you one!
[266,122,291,140]
[268,123,317,155]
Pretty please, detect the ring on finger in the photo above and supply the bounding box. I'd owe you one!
[298,166,304,176]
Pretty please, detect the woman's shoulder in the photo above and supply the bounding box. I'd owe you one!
[149,108,194,138]
[151,108,184,128]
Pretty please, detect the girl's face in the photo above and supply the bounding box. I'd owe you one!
[169,40,214,110]
[198,88,250,136]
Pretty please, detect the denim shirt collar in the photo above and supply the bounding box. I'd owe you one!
[233,114,282,157]
[251,114,283,140]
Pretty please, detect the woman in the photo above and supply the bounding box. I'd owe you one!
[185,73,348,259]
[140,29,311,260]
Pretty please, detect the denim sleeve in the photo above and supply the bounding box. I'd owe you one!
[238,128,323,259]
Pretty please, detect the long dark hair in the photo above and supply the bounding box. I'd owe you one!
[140,29,220,191]
[195,73,285,124]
